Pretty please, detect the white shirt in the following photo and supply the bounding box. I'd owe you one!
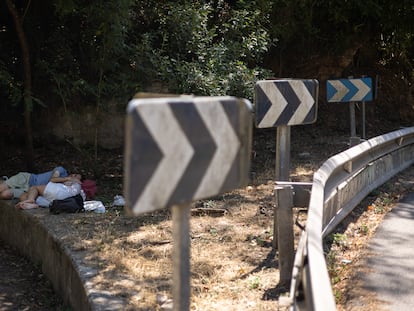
[36,182,81,207]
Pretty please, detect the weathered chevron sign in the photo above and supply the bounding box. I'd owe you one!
[124,96,252,215]
[255,79,319,128]
[327,77,373,102]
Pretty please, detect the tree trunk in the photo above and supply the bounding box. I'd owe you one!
[5,0,34,171]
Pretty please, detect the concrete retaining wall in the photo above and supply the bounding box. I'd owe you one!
[0,200,126,310]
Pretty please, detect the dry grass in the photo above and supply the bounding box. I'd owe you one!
[4,124,410,310]
[58,144,410,311]
[56,129,409,310]
[65,181,287,310]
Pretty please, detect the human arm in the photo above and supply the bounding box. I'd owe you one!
[50,174,81,185]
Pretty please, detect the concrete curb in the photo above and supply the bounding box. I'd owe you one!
[0,200,126,310]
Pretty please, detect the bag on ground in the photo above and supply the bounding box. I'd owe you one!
[81,179,97,199]
[49,194,84,214]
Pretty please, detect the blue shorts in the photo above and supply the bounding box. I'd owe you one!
[29,166,68,186]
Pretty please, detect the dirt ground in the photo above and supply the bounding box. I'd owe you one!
[0,118,411,310]
[0,239,66,310]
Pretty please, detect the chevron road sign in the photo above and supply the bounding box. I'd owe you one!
[124,96,252,215]
[255,79,319,128]
[327,77,373,102]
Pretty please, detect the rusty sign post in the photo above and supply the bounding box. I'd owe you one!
[124,96,252,311]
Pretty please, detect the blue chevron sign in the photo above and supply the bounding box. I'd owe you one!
[327,77,373,103]
[124,96,252,215]
[255,79,319,128]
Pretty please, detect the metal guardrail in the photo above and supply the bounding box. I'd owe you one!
[289,127,414,310]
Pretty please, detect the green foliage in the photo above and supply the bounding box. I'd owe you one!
[0,0,413,110]
[130,1,273,100]
[377,2,414,76]
[0,60,22,105]
[0,0,274,107]
[270,0,382,53]
[51,0,136,104]
[249,275,261,290]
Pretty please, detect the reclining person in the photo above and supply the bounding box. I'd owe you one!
[0,166,69,200]
[15,174,82,210]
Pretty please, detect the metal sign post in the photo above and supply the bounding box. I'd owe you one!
[172,204,191,311]
[255,79,319,284]
[350,101,357,136]
[327,77,373,146]
[276,125,291,181]
[124,96,252,310]
[362,101,366,139]
[274,125,290,249]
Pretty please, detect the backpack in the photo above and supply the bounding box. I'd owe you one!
[49,194,84,214]
[81,179,97,200]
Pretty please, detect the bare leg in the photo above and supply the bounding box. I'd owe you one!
[19,192,29,202]
[0,183,13,200]
[0,189,13,200]
[0,183,8,192]
[16,185,46,209]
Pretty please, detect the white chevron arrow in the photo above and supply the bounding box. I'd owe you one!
[193,99,241,199]
[350,79,370,101]
[329,80,348,102]
[288,80,316,125]
[133,102,194,213]
[258,82,288,128]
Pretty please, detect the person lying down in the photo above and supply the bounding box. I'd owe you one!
[15,174,83,210]
[0,166,68,200]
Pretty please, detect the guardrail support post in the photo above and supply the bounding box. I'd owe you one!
[275,185,294,287]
